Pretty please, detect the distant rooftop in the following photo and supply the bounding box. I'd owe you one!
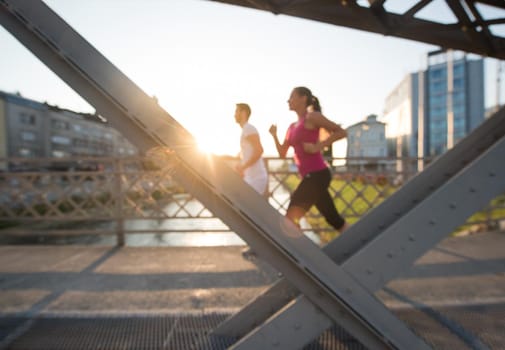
[0,89,106,124]
[347,114,385,129]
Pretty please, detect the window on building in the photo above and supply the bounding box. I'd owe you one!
[429,69,444,80]
[453,77,464,91]
[453,64,464,76]
[51,135,71,145]
[453,104,465,115]
[18,147,33,157]
[19,113,36,125]
[453,91,466,105]
[51,150,67,158]
[431,81,446,94]
[51,119,69,130]
[73,138,89,147]
[20,131,36,141]
[430,94,445,107]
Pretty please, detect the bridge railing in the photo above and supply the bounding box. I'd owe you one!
[0,155,503,245]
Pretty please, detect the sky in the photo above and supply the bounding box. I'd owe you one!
[1,0,504,157]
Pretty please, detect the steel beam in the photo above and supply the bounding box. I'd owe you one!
[224,131,505,350]
[345,134,505,290]
[214,106,505,338]
[446,0,494,55]
[208,0,505,59]
[183,154,431,350]
[0,1,431,348]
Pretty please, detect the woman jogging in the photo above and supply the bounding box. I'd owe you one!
[269,86,348,232]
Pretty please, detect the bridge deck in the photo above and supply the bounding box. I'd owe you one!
[1,231,504,349]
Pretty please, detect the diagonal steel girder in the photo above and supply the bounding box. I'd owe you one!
[215,105,505,341]
[221,110,505,349]
[0,1,432,349]
[208,0,505,59]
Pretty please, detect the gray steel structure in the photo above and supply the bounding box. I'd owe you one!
[1,0,504,349]
[209,0,505,60]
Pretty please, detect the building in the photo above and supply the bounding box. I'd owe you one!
[0,90,137,170]
[426,50,484,156]
[346,114,387,170]
[382,73,420,159]
[383,50,485,165]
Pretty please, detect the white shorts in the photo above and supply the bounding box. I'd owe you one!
[245,176,268,196]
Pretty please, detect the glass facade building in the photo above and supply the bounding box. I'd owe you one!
[383,50,484,161]
[426,51,484,156]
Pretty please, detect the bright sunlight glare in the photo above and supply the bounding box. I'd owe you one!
[193,124,240,156]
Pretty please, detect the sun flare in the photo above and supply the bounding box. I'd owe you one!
[194,128,238,156]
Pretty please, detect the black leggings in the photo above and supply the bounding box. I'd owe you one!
[288,167,345,230]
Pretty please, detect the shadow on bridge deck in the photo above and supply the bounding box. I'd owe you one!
[0,231,504,349]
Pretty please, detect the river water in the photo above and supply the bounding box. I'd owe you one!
[119,183,319,247]
[2,177,319,247]
[92,177,318,247]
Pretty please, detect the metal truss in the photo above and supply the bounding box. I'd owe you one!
[215,106,505,348]
[1,1,504,349]
[209,0,505,60]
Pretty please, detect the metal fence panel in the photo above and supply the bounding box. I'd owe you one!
[1,156,503,245]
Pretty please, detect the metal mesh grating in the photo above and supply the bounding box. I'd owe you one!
[2,305,504,350]
[303,324,366,350]
[432,303,505,349]
[392,303,505,350]
[3,316,178,350]
[1,314,235,350]
[0,318,26,343]
[1,313,366,350]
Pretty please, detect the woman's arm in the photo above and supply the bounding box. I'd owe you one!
[304,112,347,154]
[269,124,290,158]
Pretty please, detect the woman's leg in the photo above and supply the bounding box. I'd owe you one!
[286,174,315,227]
[286,205,307,227]
[310,168,346,232]
[314,190,346,232]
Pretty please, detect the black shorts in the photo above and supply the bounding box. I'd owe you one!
[288,167,345,230]
[289,167,332,212]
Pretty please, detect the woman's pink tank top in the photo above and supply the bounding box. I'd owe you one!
[286,116,328,177]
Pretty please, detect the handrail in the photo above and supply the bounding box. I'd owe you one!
[0,155,502,245]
